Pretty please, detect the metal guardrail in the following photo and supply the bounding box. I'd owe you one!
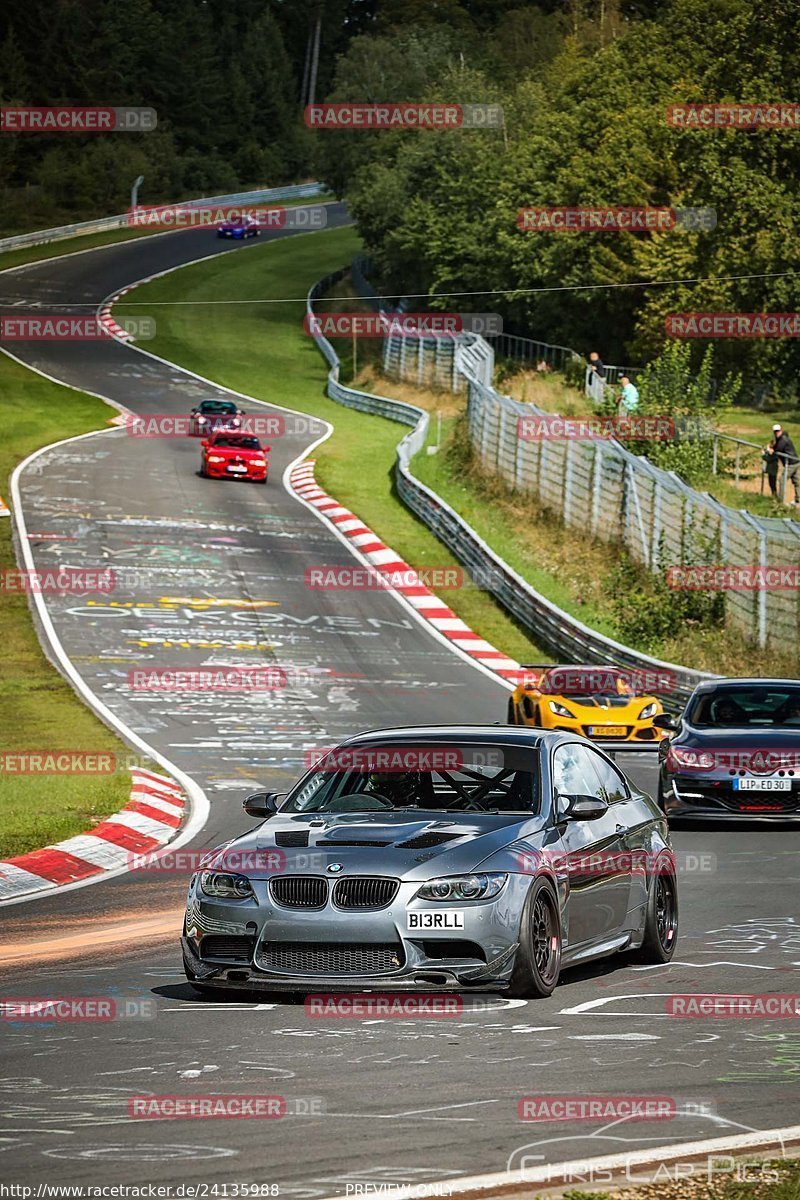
[307,267,717,701]
[0,182,326,254]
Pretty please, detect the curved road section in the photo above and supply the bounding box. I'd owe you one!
[0,214,798,1192]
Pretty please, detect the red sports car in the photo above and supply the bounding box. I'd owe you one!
[200,432,269,484]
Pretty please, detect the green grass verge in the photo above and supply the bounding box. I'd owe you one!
[0,353,139,858]
[123,225,544,665]
[545,1156,800,1199]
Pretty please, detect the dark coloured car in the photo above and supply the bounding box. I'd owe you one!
[656,678,800,819]
[189,398,245,437]
[217,215,260,239]
[182,725,678,999]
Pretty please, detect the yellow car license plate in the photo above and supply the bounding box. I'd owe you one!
[589,725,626,737]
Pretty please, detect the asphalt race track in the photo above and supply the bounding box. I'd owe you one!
[1,214,799,1191]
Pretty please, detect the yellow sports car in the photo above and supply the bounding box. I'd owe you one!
[507,664,665,742]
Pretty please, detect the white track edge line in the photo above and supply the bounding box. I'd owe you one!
[5,423,208,907]
[317,1125,800,1200]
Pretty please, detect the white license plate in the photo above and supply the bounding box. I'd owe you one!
[733,777,791,791]
[407,911,465,931]
[227,465,247,474]
[589,726,626,737]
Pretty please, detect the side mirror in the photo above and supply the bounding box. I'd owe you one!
[243,791,281,818]
[652,713,677,731]
[564,794,608,820]
[264,445,271,452]
[190,408,197,414]
[201,439,209,448]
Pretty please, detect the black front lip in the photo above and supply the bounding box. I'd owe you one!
[181,937,513,991]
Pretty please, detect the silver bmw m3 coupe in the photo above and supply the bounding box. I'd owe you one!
[182,725,678,998]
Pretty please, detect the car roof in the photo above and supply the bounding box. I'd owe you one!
[691,677,800,694]
[332,723,547,749]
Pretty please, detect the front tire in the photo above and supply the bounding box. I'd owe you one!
[508,877,562,998]
[631,858,678,964]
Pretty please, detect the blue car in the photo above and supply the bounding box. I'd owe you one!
[217,215,260,239]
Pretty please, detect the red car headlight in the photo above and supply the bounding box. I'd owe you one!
[666,746,715,771]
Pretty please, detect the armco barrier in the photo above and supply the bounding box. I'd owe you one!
[0,183,326,254]
[307,269,717,701]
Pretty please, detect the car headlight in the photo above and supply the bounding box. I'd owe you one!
[231,418,240,427]
[639,702,658,719]
[200,871,253,899]
[416,874,507,901]
[549,700,573,718]
[197,416,206,423]
[207,454,225,463]
[251,458,266,467]
[668,747,715,770]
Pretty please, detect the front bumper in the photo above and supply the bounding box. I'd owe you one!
[181,936,514,992]
[205,466,267,481]
[530,715,661,742]
[182,874,526,992]
[663,773,800,819]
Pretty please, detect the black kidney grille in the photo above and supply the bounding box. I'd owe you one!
[332,877,398,909]
[200,935,254,964]
[270,876,327,909]
[274,830,310,847]
[259,942,403,975]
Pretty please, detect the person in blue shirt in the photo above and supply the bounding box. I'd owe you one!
[619,375,639,413]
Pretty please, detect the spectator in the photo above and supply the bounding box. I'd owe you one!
[763,433,780,497]
[770,423,800,504]
[536,359,551,373]
[619,375,639,413]
[588,351,607,381]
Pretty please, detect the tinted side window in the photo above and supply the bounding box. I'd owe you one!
[586,750,629,803]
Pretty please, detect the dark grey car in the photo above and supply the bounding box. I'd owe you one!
[182,726,678,998]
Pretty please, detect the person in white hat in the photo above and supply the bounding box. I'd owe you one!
[765,423,800,503]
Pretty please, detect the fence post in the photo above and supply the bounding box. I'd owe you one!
[651,478,662,569]
[515,417,526,491]
[497,405,507,474]
[563,439,575,526]
[741,512,768,648]
[712,435,718,475]
[626,461,650,565]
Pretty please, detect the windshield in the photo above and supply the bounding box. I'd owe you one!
[282,744,539,815]
[689,687,800,727]
[212,436,261,450]
[200,401,237,414]
[541,668,637,698]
